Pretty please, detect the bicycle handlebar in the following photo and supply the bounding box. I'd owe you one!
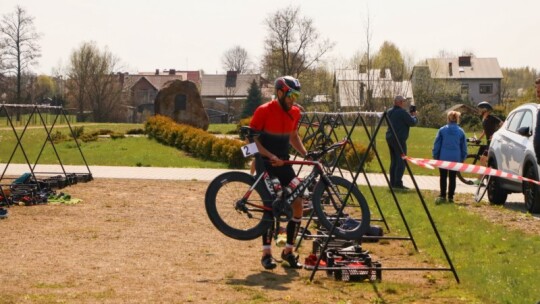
[467,137,482,145]
[240,126,347,161]
[305,139,348,161]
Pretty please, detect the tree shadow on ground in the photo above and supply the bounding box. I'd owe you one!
[226,268,301,291]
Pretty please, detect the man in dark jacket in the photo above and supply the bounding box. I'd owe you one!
[385,95,418,190]
[533,78,540,163]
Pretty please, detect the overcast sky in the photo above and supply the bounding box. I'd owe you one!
[1,0,538,75]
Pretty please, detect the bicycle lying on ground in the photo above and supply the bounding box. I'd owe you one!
[205,127,371,242]
[457,137,488,185]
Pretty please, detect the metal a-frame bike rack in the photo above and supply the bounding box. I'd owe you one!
[294,110,459,283]
[0,104,93,206]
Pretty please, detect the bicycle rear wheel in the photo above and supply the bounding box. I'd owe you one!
[205,171,273,240]
[457,154,480,185]
[312,175,371,240]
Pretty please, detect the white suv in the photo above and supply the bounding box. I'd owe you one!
[488,103,540,213]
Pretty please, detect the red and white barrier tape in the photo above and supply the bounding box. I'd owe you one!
[404,155,540,186]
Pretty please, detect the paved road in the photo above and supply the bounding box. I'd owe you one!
[0,163,523,202]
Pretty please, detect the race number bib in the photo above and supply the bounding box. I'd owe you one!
[241,142,258,157]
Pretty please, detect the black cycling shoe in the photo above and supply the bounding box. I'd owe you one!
[261,254,277,270]
[281,250,302,269]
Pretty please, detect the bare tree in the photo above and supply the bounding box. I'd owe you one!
[262,5,334,80]
[67,42,123,122]
[0,6,41,104]
[222,46,251,73]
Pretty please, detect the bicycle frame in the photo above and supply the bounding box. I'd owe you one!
[236,140,349,217]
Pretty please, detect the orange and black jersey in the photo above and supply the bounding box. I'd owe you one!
[249,100,301,159]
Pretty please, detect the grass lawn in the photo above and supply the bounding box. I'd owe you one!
[0,123,229,168]
[363,187,540,303]
[0,121,486,171]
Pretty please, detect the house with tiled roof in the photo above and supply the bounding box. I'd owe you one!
[120,69,201,122]
[201,72,272,122]
[411,56,503,105]
[121,69,270,123]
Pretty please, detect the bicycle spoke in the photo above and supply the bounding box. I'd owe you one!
[214,181,268,229]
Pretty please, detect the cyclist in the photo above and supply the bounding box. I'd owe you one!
[476,101,502,165]
[249,75,308,270]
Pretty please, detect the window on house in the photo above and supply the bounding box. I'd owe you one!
[174,94,187,111]
[479,84,493,94]
[461,84,469,95]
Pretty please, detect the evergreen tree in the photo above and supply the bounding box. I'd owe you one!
[241,80,262,118]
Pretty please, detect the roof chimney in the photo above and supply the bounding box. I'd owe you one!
[155,69,159,75]
[448,62,453,77]
[225,71,238,88]
[458,56,471,67]
[117,72,125,85]
[169,69,176,75]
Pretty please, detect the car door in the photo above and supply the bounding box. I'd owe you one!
[500,111,524,174]
[513,109,534,174]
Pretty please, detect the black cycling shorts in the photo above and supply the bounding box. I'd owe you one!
[263,162,296,187]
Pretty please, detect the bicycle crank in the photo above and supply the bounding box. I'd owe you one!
[272,198,292,222]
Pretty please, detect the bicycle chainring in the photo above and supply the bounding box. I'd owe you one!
[272,198,292,222]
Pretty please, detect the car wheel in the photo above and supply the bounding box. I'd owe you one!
[487,160,508,205]
[523,165,540,213]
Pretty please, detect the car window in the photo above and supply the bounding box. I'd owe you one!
[504,113,514,130]
[507,111,524,133]
[518,110,533,130]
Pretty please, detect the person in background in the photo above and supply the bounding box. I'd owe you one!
[432,111,467,203]
[249,75,308,270]
[476,101,502,147]
[475,101,502,167]
[385,95,418,190]
[532,78,540,163]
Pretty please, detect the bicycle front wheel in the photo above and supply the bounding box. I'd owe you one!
[474,175,490,203]
[205,171,273,240]
[312,175,371,240]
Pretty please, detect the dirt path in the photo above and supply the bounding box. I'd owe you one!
[0,179,538,303]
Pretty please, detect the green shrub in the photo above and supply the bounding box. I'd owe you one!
[50,131,67,144]
[110,132,125,140]
[339,142,374,171]
[96,129,114,135]
[80,133,98,143]
[126,128,145,135]
[71,126,85,139]
[145,115,247,168]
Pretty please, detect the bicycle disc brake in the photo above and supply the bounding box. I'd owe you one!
[272,198,292,222]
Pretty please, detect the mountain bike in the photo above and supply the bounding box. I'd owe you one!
[205,127,371,242]
[457,138,488,185]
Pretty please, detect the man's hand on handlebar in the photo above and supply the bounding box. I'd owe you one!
[467,137,481,145]
[305,151,322,160]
